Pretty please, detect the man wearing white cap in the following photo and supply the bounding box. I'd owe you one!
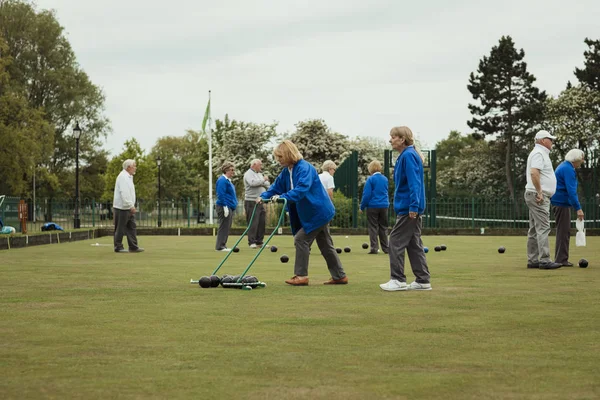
[524,130,561,270]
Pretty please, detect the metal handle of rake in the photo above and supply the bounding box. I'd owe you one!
[210,199,264,276]
[232,197,287,283]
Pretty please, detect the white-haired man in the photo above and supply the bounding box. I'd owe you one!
[551,149,585,267]
[524,131,560,269]
[113,159,144,253]
[243,159,270,248]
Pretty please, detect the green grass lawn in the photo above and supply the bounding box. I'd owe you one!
[1,235,599,399]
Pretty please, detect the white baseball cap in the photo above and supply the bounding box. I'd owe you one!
[535,130,556,141]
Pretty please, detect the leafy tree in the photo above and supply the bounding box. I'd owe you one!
[435,130,479,173]
[0,0,110,199]
[0,35,53,196]
[286,119,350,171]
[150,130,209,200]
[437,140,506,199]
[212,115,278,194]
[468,36,547,200]
[575,38,600,92]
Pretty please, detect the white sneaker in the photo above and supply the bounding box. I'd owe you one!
[249,244,257,249]
[217,248,231,252]
[408,281,432,290]
[379,279,409,291]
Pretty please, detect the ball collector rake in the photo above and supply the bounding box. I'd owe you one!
[190,197,287,291]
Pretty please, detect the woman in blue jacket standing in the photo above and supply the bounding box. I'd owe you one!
[380,126,431,292]
[258,140,348,286]
[550,149,585,266]
[360,160,390,254]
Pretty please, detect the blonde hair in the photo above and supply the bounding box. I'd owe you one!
[273,140,303,165]
[390,126,425,163]
[390,126,415,145]
[368,160,382,174]
[221,161,235,174]
[321,160,337,173]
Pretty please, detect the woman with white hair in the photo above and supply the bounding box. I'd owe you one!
[550,149,585,266]
[319,160,337,201]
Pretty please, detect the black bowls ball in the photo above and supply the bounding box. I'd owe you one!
[280,255,289,263]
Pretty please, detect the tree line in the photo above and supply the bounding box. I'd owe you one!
[1,0,599,204]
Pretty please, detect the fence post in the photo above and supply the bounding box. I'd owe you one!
[92,198,96,227]
[471,197,475,229]
[187,198,191,228]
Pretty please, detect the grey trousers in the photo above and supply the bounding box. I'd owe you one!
[524,191,551,263]
[553,205,572,264]
[388,214,430,284]
[293,222,346,279]
[215,205,233,250]
[113,208,139,251]
[244,200,266,245]
[366,208,389,253]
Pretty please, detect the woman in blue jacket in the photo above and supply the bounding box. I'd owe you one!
[360,160,390,254]
[550,149,585,266]
[258,140,347,286]
[215,162,238,251]
[380,126,431,292]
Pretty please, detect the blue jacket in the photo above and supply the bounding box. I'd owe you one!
[360,173,389,210]
[551,161,581,210]
[393,146,426,215]
[216,175,238,209]
[261,159,334,235]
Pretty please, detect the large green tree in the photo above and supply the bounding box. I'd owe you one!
[150,130,209,201]
[0,0,110,200]
[0,35,53,196]
[468,36,547,199]
[285,119,350,171]
[575,38,600,92]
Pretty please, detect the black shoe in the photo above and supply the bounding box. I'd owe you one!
[368,250,379,254]
[129,247,145,253]
[561,261,574,267]
[527,262,540,269]
[115,249,128,253]
[539,262,561,270]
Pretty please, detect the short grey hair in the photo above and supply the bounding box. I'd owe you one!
[250,159,262,167]
[123,159,136,170]
[321,160,337,173]
[565,149,585,163]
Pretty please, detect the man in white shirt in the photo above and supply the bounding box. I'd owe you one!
[319,160,337,201]
[524,130,559,269]
[113,159,144,253]
[243,159,270,248]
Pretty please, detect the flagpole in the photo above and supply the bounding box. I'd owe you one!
[207,90,214,225]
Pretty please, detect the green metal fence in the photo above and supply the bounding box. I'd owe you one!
[1,195,599,234]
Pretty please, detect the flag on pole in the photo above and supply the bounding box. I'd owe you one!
[202,98,211,133]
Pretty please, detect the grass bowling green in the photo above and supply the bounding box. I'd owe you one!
[1,235,599,399]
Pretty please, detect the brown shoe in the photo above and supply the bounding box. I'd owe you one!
[323,276,348,285]
[285,276,309,286]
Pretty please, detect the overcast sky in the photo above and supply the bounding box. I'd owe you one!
[35,0,600,155]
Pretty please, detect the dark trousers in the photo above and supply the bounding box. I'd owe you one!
[388,214,430,284]
[113,208,139,251]
[244,200,266,245]
[293,223,346,279]
[366,208,389,253]
[553,206,572,264]
[215,205,233,250]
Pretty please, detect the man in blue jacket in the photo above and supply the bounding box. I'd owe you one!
[380,126,431,291]
[258,140,347,286]
[551,149,585,266]
[215,162,238,251]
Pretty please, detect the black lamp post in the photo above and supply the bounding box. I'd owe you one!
[156,155,162,227]
[73,122,82,229]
